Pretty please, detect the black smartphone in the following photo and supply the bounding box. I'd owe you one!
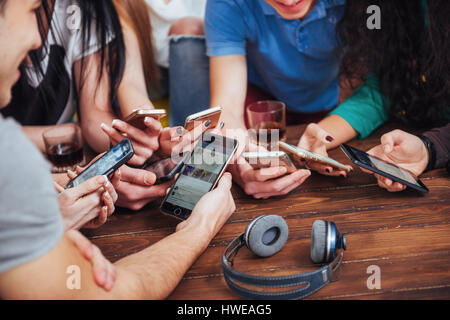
[160,132,239,220]
[65,139,134,189]
[340,144,429,193]
[145,153,190,185]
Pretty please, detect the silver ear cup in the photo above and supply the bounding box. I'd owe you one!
[311,220,328,264]
[245,215,289,258]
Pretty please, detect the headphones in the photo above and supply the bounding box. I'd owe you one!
[222,215,347,300]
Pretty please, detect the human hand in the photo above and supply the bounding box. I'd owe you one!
[113,164,174,211]
[229,142,311,199]
[66,230,116,291]
[100,116,162,167]
[297,123,351,177]
[55,174,118,230]
[366,129,429,192]
[176,173,236,235]
[157,120,213,159]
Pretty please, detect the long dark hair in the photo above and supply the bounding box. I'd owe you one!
[338,0,449,128]
[30,0,125,109]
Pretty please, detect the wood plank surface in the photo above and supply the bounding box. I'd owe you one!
[84,123,450,300]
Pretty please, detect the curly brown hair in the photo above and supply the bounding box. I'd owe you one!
[338,0,449,128]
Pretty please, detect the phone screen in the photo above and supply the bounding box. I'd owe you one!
[161,134,237,219]
[341,144,426,191]
[145,154,188,184]
[66,139,133,188]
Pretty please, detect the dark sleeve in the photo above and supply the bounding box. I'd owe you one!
[422,123,450,171]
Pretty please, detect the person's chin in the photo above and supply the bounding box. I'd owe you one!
[273,1,312,20]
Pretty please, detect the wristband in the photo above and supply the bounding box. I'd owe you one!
[418,135,436,173]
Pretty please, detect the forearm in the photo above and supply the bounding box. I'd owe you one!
[117,82,154,118]
[317,115,358,150]
[117,24,155,118]
[111,223,212,299]
[210,55,247,132]
[215,102,246,132]
[328,74,387,140]
[0,223,213,300]
[81,108,115,153]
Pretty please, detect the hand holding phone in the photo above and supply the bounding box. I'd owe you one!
[65,139,134,189]
[144,153,190,185]
[279,141,351,173]
[160,132,238,220]
[176,173,236,235]
[242,151,297,174]
[184,106,222,131]
[295,123,354,177]
[340,144,429,193]
[101,109,163,167]
[157,120,213,159]
[124,108,166,130]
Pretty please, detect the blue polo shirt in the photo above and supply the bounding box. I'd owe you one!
[205,0,346,113]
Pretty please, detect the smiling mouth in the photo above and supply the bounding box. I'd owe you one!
[276,0,305,11]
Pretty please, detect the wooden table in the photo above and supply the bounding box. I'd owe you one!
[84,124,450,300]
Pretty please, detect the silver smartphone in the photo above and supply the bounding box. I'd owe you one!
[184,106,222,131]
[279,141,351,172]
[124,108,166,130]
[243,151,297,173]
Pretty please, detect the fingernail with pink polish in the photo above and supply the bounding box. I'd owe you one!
[326,136,334,142]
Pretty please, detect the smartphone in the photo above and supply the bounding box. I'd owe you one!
[124,108,166,130]
[340,144,429,193]
[145,153,190,185]
[184,106,222,131]
[243,151,297,173]
[279,141,351,172]
[65,139,134,189]
[160,132,239,220]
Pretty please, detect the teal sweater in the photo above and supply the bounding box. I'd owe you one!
[329,74,386,139]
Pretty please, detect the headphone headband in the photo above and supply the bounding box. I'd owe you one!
[222,237,344,299]
[222,216,345,300]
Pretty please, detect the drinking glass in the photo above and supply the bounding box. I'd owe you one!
[43,123,84,173]
[247,100,286,150]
